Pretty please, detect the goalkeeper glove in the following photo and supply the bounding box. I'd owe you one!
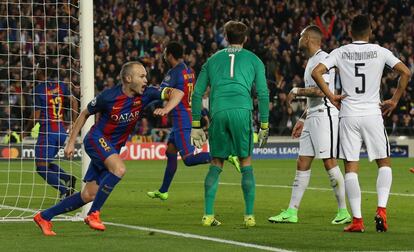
[190,121,206,149]
[258,122,269,148]
[31,122,40,139]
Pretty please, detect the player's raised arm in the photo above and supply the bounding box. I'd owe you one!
[380,62,412,116]
[153,87,184,116]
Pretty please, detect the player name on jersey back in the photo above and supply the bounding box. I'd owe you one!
[321,42,401,117]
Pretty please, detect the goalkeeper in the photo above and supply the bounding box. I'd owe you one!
[191,20,269,227]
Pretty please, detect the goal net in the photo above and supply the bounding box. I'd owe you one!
[0,0,83,221]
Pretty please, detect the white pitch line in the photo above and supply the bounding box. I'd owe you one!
[104,221,293,252]
[217,182,414,197]
[0,205,291,251]
[166,181,414,197]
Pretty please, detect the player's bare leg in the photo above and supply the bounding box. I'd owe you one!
[147,143,177,200]
[202,158,224,226]
[239,156,256,227]
[343,161,364,232]
[34,182,97,236]
[374,158,392,232]
[85,154,126,231]
[323,158,351,224]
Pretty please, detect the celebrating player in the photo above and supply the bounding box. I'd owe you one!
[191,21,269,227]
[147,42,239,201]
[268,25,351,225]
[312,15,411,232]
[33,61,184,236]
[24,70,78,199]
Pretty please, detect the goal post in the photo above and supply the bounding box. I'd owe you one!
[79,0,94,218]
[0,0,94,221]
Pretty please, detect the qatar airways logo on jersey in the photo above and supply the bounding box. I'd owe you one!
[110,111,140,123]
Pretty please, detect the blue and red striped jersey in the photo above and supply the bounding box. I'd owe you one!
[161,62,194,130]
[34,81,70,133]
[87,84,162,151]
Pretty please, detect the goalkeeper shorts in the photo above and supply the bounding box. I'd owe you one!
[208,109,253,158]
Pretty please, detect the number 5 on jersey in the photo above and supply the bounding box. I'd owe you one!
[354,63,365,94]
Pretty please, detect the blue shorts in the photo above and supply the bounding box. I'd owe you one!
[35,132,67,162]
[83,131,118,184]
[168,128,195,157]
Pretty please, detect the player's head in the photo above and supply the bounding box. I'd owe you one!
[163,41,183,65]
[120,61,147,95]
[298,25,323,52]
[351,14,371,41]
[224,21,248,45]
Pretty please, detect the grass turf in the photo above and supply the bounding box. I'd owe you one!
[0,158,413,251]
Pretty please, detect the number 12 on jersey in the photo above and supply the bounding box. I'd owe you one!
[229,54,235,78]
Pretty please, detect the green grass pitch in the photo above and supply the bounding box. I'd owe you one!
[0,158,413,251]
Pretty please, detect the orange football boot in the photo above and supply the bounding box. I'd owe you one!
[409,168,414,173]
[84,211,106,231]
[34,212,56,236]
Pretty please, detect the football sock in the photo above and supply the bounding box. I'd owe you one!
[49,163,71,182]
[159,153,178,193]
[88,172,121,214]
[41,192,85,221]
[345,172,362,218]
[377,166,392,207]
[182,152,211,166]
[288,169,311,209]
[327,166,347,209]
[204,165,222,215]
[241,166,255,215]
[36,165,67,194]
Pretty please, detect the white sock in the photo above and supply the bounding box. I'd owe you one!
[377,166,392,208]
[327,166,347,209]
[345,172,362,218]
[288,170,311,209]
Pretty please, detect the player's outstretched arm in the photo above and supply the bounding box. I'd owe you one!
[153,88,184,116]
[64,108,91,158]
[381,62,412,116]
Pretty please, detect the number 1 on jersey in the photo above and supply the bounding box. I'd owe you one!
[229,54,235,78]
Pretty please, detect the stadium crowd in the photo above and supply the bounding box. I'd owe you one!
[1,0,414,142]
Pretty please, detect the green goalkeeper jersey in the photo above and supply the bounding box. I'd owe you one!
[191,46,269,124]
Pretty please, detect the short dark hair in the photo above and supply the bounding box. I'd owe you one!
[351,14,371,38]
[120,61,142,83]
[224,21,248,44]
[165,41,183,60]
[303,25,323,38]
